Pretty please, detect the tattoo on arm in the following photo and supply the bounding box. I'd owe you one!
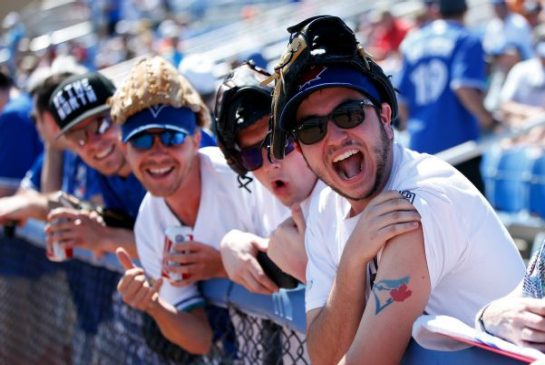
[371,276,412,314]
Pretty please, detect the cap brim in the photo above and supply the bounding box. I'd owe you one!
[55,104,111,138]
[122,124,191,143]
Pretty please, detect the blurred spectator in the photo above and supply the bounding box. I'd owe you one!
[396,0,497,193]
[0,68,43,197]
[367,8,413,62]
[521,0,543,29]
[157,19,185,67]
[179,53,217,110]
[484,42,522,112]
[483,0,534,60]
[498,25,545,125]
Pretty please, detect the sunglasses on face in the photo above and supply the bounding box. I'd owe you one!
[128,130,188,151]
[239,134,296,171]
[65,115,113,146]
[293,99,376,145]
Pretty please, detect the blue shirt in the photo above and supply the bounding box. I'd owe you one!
[0,93,43,188]
[62,151,103,203]
[396,20,485,154]
[96,172,146,219]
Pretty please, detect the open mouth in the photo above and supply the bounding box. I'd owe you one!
[94,145,115,160]
[332,149,363,180]
[273,180,286,189]
[146,166,174,177]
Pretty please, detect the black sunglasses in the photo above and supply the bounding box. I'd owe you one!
[293,99,376,145]
[239,134,296,171]
[129,130,188,151]
[66,115,113,146]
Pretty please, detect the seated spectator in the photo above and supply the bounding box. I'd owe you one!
[484,42,522,113]
[110,56,276,353]
[367,8,412,62]
[483,0,534,61]
[0,68,43,197]
[267,14,526,364]
[498,25,545,126]
[214,62,318,292]
[477,238,545,352]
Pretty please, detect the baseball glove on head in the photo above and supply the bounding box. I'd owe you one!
[265,15,398,159]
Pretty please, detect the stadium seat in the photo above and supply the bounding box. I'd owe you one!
[529,149,545,219]
[490,146,534,213]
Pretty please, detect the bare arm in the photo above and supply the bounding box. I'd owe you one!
[116,248,212,354]
[41,146,64,193]
[46,207,138,258]
[340,227,430,365]
[0,190,49,225]
[306,191,421,365]
[454,87,496,131]
[268,205,307,283]
[0,186,17,198]
[220,229,278,294]
[480,293,545,352]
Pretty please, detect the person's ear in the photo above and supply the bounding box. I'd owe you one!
[379,102,394,140]
[192,129,202,150]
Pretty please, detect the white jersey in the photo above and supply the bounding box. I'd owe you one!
[500,58,545,108]
[305,143,525,325]
[135,147,285,310]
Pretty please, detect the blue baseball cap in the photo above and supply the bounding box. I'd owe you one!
[121,105,197,143]
[278,64,382,132]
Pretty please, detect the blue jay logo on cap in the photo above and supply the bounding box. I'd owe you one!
[298,66,327,91]
[149,104,167,118]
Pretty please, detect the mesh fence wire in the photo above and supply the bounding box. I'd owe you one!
[0,233,309,365]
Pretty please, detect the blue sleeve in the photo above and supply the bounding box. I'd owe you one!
[0,110,43,187]
[451,35,486,90]
[200,128,217,148]
[19,153,44,191]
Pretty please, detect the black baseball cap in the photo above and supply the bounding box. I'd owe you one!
[49,72,116,135]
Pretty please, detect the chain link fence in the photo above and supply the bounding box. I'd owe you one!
[0,227,309,365]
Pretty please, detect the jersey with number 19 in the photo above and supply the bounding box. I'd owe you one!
[396,20,485,155]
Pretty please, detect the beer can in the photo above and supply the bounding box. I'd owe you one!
[162,226,193,282]
[46,218,74,262]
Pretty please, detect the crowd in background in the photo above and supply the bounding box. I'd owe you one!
[1,0,545,363]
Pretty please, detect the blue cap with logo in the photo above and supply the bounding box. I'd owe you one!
[121,105,197,143]
[278,65,381,133]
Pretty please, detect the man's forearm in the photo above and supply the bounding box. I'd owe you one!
[307,255,368,365]
[455,87,494,130]
[41,146,64,193]
[102,227,138,258]
[147,298,212,354]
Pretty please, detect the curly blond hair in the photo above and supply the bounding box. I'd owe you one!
[109,56,210,128]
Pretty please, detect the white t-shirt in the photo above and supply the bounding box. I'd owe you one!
[305,143,525,325]
[500,58,545,108]
[135,147,285,310]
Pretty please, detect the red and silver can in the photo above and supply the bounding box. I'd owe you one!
[46,218,74,262]
[162,226,193,282]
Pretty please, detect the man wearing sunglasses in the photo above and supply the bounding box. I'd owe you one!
[268,15,525,365]
[215,62,318,294]
[45,72,146,258]
[109,56,272,354]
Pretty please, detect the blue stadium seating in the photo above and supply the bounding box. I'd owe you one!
[482,146,534,213]
[529,149,545,219]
